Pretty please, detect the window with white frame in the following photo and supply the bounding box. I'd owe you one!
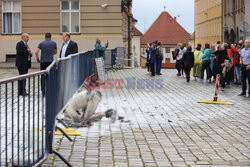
[61,0,80,33]
[2,0,21,34]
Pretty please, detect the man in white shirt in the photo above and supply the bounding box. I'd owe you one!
[59,32,78,58]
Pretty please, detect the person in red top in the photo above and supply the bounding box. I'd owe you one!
[227,48,233,57]
[231,43,242,85]
[224,45,234,85]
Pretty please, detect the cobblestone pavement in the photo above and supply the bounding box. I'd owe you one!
[43,69,250,167]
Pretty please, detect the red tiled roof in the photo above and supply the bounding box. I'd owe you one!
[141,12,191,45]
[133,26,143,36]
[189,32,195,40]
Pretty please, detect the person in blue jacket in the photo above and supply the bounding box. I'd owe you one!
[210,44,216,81]
[95,39,108,60]
[200,43,213,82]
[148,43,157,77]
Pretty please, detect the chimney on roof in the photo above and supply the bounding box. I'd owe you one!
[174,17,177,21]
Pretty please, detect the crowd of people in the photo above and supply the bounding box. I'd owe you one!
[145,40,164,77]
[15,32,108,96]
[172,40,250,97]
[16,32,78,96]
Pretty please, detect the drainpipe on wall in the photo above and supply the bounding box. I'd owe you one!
[127,0,132,67]
[128,10,131,66]
[222,0,224,43]
[233,0,236,43]
[222,0,224,42]
[121,0,132,67]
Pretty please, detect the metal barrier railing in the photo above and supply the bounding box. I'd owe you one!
[0,71,46,167]
[110,47,136,70]
[104,49,117,69]
[39,51,96,167]
[0,47,124,166]
[0,50,97,167]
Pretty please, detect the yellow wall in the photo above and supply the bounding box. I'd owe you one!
[195,0,223,48]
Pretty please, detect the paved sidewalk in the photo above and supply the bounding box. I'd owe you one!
[44,69,250,167]
[0,68,39,80]
[0,62,40,69]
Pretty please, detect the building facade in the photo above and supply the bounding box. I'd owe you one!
[132,26,142,67]
[195,0,223,47]
[0,0,132,62]
[223,0,245,43]
[244,0,250,40]
[188,32,195,51]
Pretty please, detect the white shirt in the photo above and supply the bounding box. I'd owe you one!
[177,47,186,60]
[61,40,70,58]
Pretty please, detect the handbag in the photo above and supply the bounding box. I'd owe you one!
[172,51,176,60]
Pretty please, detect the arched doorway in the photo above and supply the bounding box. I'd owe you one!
[224,30,229,43]
[229,29,236,44]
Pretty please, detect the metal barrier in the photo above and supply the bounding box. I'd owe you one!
[112,47,138,70]
[104,49,117,69]
[0,50,96,167]
[40,50,96,166]
[0,71,46,166]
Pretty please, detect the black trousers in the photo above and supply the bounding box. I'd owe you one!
[185,67,191,81]
[217,65,226,88]
[201,60,211,80]
[241,65,250,94]
[40,62,52,96]
[17,66,28,95]
[146,62,150,72]
[225,67,234,84]
[176,60,183,75]
[150,63,155,76]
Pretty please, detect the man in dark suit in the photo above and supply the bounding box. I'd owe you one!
[60,32,78,58]
[16,33,33,96]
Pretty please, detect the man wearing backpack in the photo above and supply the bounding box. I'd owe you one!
[155,41,163,75]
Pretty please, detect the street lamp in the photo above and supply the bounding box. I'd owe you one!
[121,0,133,67]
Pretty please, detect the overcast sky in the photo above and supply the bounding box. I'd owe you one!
[132,0,194,34]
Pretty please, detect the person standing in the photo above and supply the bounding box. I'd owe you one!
[182,46,194,82]
[239,40,250,97]
[95,39,108,60]
[200,43,213,83]
[16,33,32,96]
[177,43,187,76]
[146,47,151,72]
[211,44,222,79]
[197,43,204,53]
[210,44,216,81]
[35,32,57,96]
[155,42,163,75]
[174,44,181,76]
[215,43,229,90]
[148,43,156,77]
[231,43,242,85]
[193,46,203,80]
[60,32,78,58]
